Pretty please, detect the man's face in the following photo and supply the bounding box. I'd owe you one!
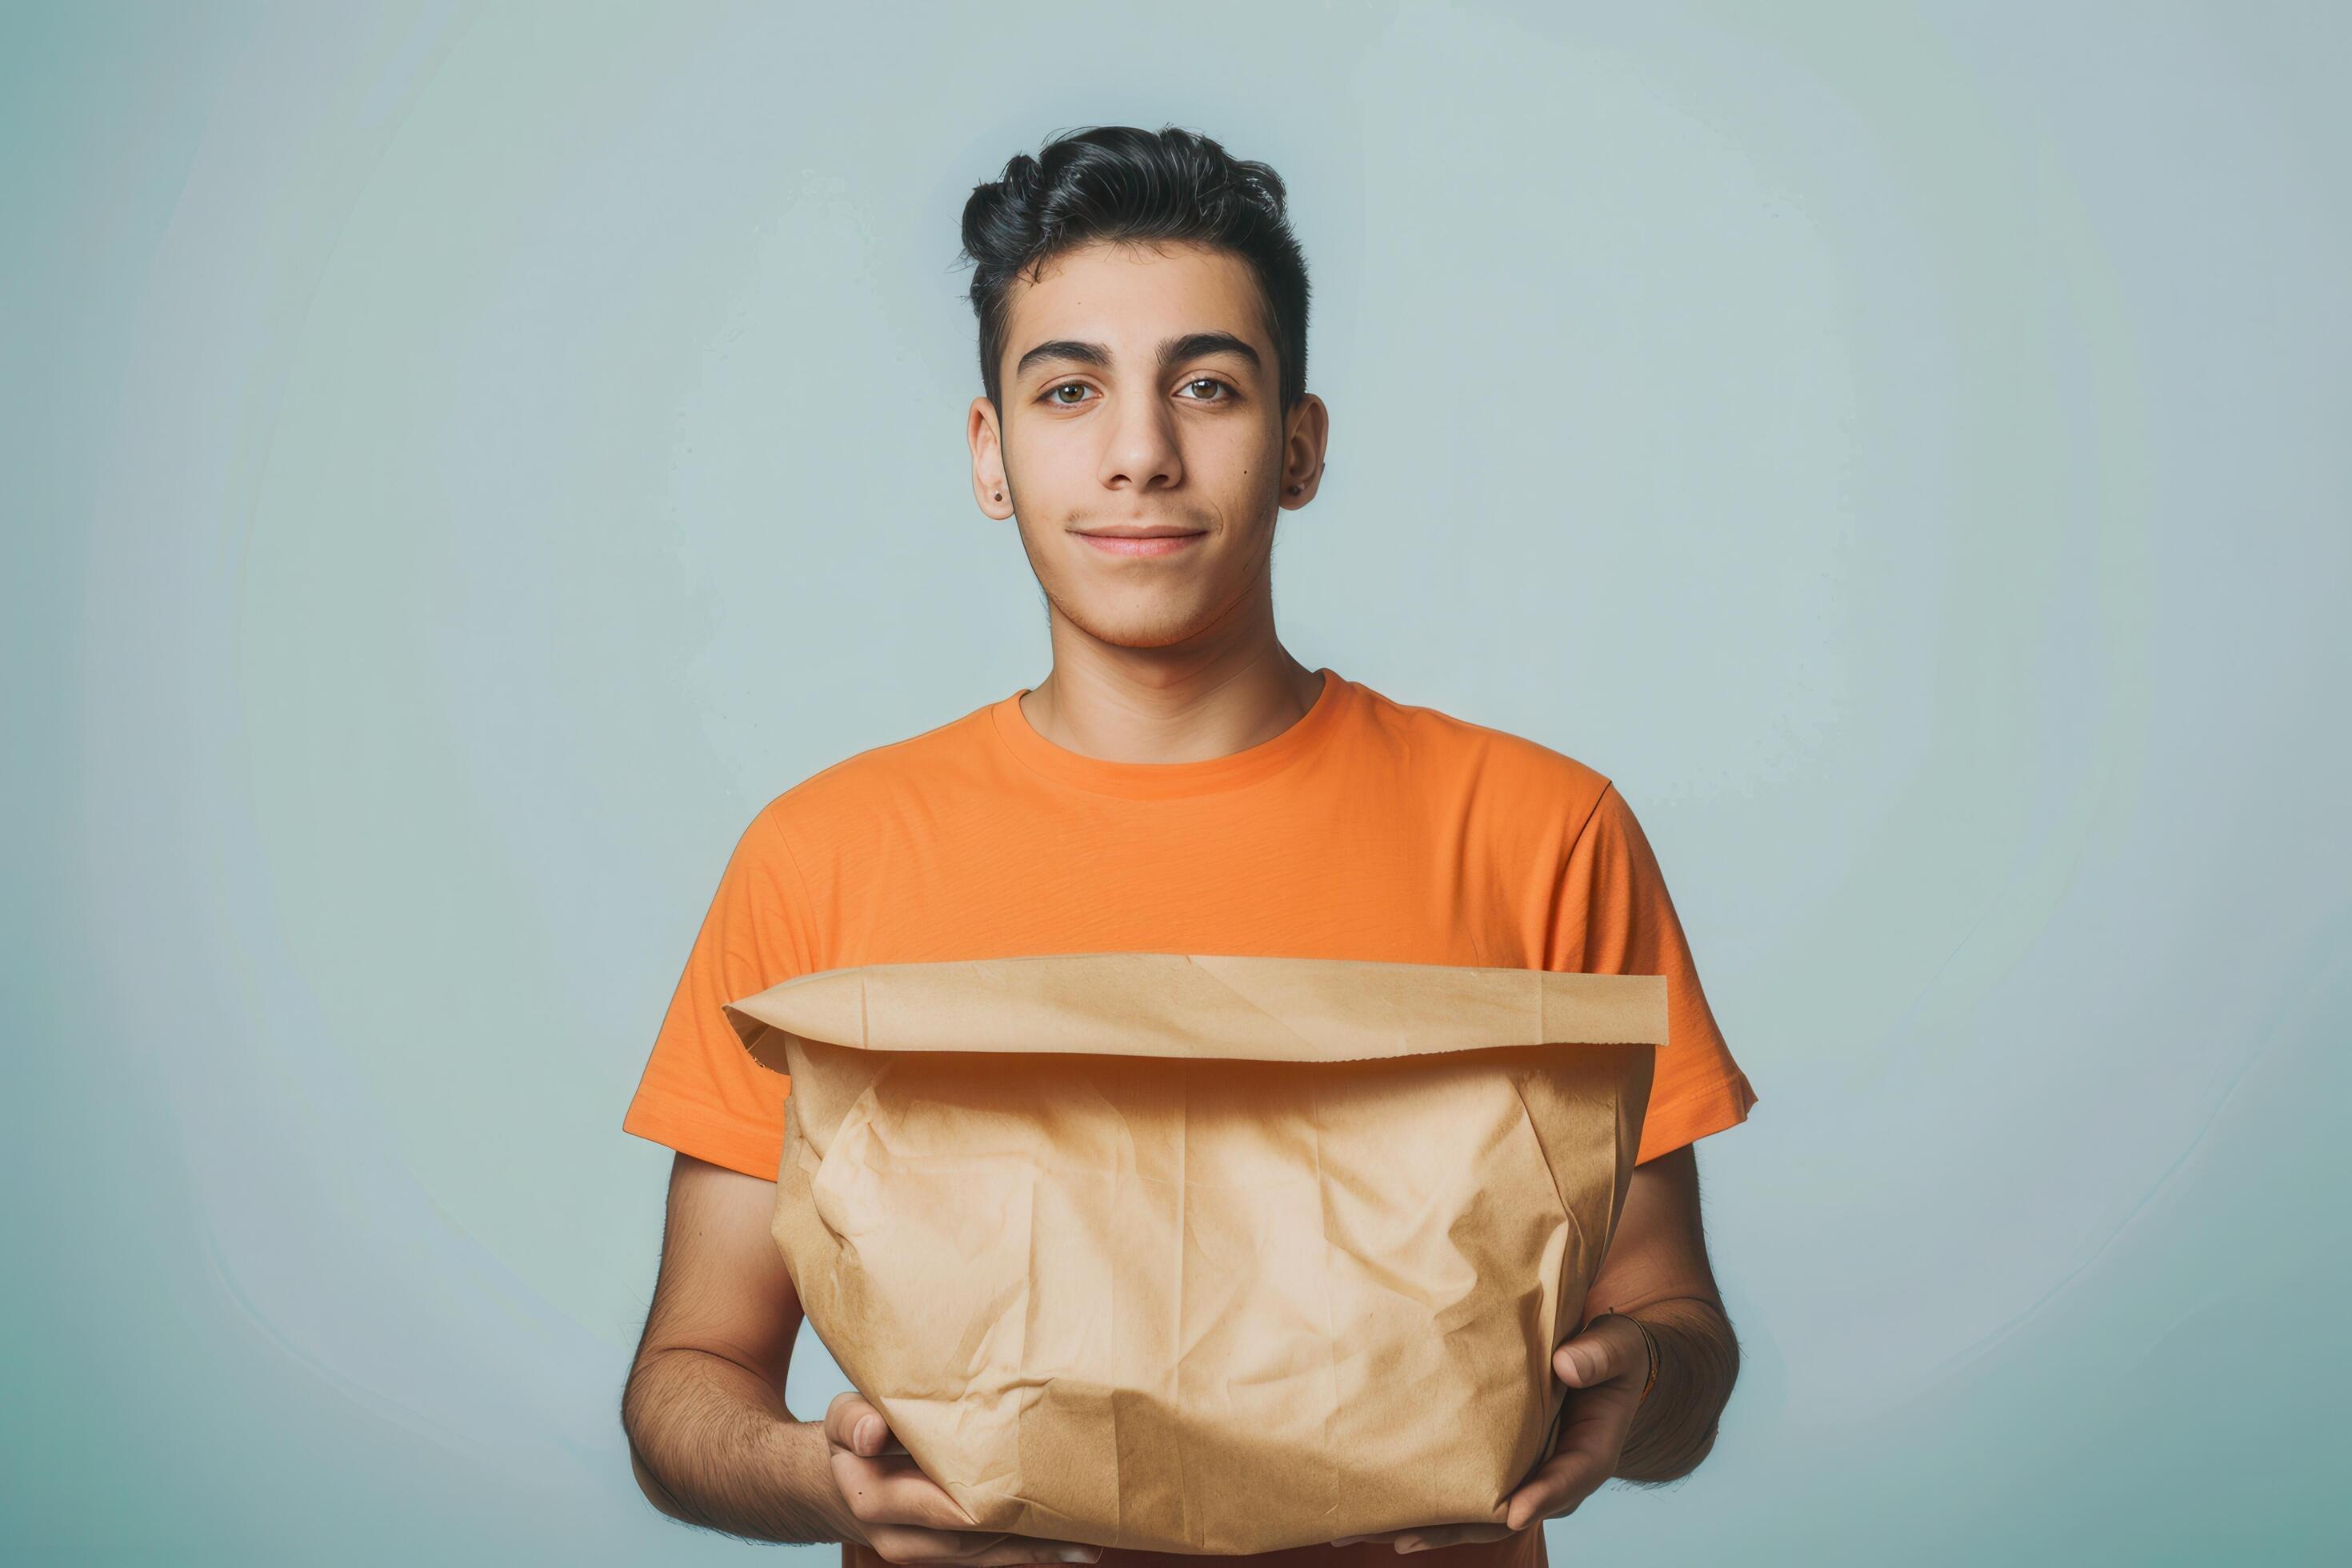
[970,239,1324,651]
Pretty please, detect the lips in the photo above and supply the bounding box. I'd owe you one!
[1074,526,1207,539]
[1075,529,1206,557]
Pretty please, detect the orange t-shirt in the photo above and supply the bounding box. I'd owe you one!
[624,666,1758,1568]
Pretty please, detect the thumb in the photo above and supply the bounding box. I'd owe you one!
[1553,1325,1626,1388]
[824,1391,894,1456]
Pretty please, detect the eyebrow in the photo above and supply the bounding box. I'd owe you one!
[1013,330,1262,383]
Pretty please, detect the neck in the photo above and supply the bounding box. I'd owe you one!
[1021,621,1324,766]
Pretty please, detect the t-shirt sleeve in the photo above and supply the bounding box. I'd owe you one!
[621,801,813,1180]
[1552,782,1759,1164]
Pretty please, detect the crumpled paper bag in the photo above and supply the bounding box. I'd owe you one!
[723,951,1662,1556]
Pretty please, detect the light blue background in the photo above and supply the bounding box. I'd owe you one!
[6,1,2346,1562]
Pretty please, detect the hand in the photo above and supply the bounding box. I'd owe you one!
[825,1392,1104,1567]
[1329,1314,1650,1553]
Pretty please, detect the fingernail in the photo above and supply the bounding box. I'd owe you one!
[855,1415,880,1449]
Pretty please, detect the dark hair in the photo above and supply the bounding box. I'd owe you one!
[957,124,1311,418]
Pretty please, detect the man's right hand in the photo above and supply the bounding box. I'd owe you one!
[825,1392,1105,1568]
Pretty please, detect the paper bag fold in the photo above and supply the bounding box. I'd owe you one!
[724,952,1663,1556]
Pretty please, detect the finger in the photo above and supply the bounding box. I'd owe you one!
[1331,1524,1516,1552]
[885,1542,1098,1566]
[1506,1375,1642,1530]
[866,1524,1100,1566]
[1392,1523,1518,1552]
[1504,1441,1615,1531]
[820,1397,1095,1560]
[830,1451,984,1534]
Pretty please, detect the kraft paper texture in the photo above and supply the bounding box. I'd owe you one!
[723,952,1664,1556]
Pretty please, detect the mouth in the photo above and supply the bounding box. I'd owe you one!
[1072,527,1208,558]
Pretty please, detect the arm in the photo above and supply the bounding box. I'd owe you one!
[1582,1140,1742,1486]
[620,1153,1106,1566]
[620,1152,864,1545]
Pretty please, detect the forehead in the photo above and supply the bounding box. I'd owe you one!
[1002,241,1270,374]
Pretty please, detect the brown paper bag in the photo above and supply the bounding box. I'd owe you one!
[723,952,1662,1556]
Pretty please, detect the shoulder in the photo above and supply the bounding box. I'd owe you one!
[747,698,1001,844]
[1344,675,1618,833]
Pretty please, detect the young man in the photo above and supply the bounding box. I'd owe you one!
[619,125,1759,1568]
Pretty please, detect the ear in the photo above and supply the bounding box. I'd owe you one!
[968,395,1014,518]
[1278,392,1330,507]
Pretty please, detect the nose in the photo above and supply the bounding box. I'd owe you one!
[1097,390,1182,494]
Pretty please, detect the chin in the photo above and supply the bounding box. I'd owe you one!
[1058,600,1217,650]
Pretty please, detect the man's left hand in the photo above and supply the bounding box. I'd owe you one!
[1327,1314,1648,1554]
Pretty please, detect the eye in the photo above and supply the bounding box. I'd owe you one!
[1043,381,1095,406]
[1179,377,1237,403]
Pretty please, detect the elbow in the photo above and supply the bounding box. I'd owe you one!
[622,1366,693,1525]
[630,1438,692,1523]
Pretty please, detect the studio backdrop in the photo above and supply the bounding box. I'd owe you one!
[6,2,2346,1563]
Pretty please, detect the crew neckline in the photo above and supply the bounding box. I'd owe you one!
[988,667,1350,799]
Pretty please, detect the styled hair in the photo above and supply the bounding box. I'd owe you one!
[958,124,1311,418]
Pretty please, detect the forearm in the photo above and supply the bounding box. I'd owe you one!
[622,1346,867,1546]
[1614,1297,1740,1485]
